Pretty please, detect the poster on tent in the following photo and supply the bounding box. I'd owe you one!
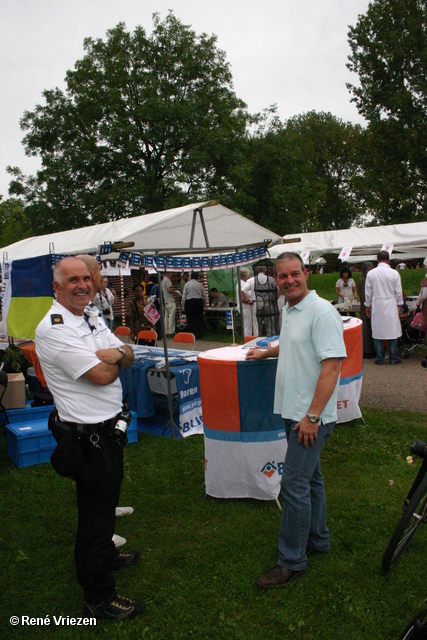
[300,250,310,265]
[2,256,54,339]
[338,246,353,262]
[381,243,394,256]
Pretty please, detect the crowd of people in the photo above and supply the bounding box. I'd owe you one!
[31,250,427,622]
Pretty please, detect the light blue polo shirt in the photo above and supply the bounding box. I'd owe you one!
[274,290,347,424]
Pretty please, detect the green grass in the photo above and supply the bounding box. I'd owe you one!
[2,408,427,639]
[309,269,423,302]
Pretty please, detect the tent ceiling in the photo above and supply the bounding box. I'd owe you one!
[1,201,282,261]
[268,221,427,262]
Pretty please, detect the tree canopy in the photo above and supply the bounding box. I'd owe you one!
[8,13,249,232]
[347,0,427,223]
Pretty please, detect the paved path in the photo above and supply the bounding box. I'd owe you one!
[166,338,427,415]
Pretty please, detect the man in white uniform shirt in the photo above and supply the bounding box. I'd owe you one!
[365,250,403,365]
[35,257,145,621]
[161,272,179,335]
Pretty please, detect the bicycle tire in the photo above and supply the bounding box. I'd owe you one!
[382,473,427,573]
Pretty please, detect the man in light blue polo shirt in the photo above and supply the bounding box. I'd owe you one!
[246,252,346,589]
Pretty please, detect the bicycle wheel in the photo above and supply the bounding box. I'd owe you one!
[382,474,427,573]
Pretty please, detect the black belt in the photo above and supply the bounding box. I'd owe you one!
[59,414,120,434]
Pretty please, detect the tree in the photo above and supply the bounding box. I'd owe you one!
[233,109,364,235]
[0,198,34,247]
[8,13,249,232]
[347,0,427,223]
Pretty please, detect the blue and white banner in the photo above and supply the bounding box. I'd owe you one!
[174,364,204,437]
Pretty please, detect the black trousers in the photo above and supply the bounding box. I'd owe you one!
[74,427,123,604]
[185,298,204,339]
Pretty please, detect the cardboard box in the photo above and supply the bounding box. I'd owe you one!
[3,373,26,410]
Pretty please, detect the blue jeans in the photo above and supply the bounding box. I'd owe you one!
[277,419,335,571]
[374,338,399,364]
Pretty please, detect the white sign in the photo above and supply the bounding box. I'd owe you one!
[300,250,310,265]
[338,246,353,261]
[381,243,394,256]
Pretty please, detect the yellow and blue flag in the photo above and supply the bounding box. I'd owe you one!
[2,255,54,339]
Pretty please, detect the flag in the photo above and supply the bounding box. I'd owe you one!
[2,255,54,339]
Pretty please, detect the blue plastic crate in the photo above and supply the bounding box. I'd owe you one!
[7,403,55,424]
[6,419,56,468]
[6,411,138,468]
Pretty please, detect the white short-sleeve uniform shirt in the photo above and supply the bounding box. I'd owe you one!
[35,300,124,424]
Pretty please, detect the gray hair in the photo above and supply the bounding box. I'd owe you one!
[274,252,304,274]
[361,261,373,278]
[240,267,251,279]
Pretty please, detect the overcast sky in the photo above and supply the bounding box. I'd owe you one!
[1,0,370,200]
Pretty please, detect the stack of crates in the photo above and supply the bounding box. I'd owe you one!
[5,405,139,468]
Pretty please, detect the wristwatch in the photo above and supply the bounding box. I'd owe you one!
[306,413,320,424]
[117,346,126,365]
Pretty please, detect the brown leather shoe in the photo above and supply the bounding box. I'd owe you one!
[256,564,306,589]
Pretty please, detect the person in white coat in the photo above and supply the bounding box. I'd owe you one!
[364,250,403,365]
[236,267,258,339]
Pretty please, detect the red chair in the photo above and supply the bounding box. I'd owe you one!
[114,326,131,343]
[173,332,196,350]
[136,329,157,346]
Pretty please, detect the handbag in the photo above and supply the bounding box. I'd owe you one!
[410,311,426,332]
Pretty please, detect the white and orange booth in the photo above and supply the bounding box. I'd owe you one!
[198,317,363,501]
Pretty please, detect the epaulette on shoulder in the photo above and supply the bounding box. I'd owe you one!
[50,314,64,325]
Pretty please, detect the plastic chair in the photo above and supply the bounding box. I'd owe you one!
[0,370,9,424]
[114,326,131,343]
[244,335,257,344]
[136,329,157,346]
[173,332,195,350]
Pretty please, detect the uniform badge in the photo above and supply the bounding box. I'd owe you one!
[50,314,64,325]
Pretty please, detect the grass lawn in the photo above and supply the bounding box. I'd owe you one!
[2,407,427,639]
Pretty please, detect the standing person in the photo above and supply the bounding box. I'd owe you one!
[357,262,375,359]
[365,250,403,365]
[246,252,346,589]
[161,272,180,335]
[35,257,145,620]
[254,266,279,337]
[181,271,208,339]
[127,284,153,343]
[235,267,256,339]
[416,257,427,329]
[94,276,116,331]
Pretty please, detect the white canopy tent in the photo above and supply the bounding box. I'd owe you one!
[0,201,282,260]
[2,200,282,438]
[268,221,427,263]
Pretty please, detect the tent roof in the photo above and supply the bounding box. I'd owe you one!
[1,201,282,261]
[268,221,427,263]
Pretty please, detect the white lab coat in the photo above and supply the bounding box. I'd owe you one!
[364,263,403,339]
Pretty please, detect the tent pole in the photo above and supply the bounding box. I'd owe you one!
[156,264,177,438]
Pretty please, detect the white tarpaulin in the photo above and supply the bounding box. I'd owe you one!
[269,221,427,263]
[0,201,282,261]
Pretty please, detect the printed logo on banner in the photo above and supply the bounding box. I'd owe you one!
[175,365,204,436]
[260,461,284,478]
[129,253,142,267]
[118,252,129,266]
[156,256,165,271]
